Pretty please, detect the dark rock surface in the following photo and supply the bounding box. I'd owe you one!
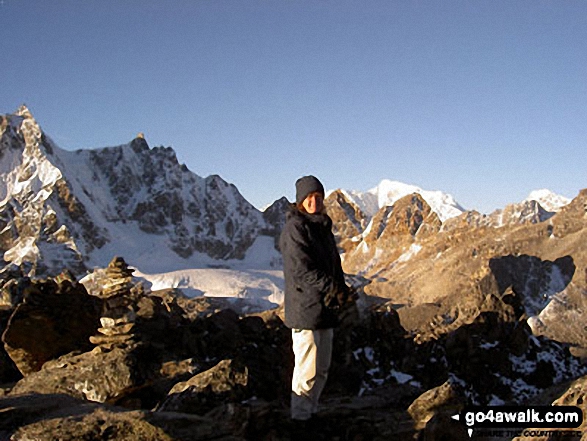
[2,278,101,375]
[0,254,586,440]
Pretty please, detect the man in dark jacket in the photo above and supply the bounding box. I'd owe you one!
[280,175,349,422]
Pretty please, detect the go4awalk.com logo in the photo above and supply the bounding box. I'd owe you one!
[452,406,583,438]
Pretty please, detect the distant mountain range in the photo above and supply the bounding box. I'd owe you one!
[331,180,466,222]
[0,106,284,277]
[0,106,580,305]
[2,107,586,429]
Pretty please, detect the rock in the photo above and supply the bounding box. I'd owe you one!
[89,333,135,346]
[0,393,239,441]
[97,322,136,336]
[0,267,27,307]
[101,256,135,298]
[261,196,289,250]
[2,279,101,375]
[9,346,147,404]
[0,307,20,384]
[550,376,587,429]
[417,413,471,441]
[1,243,586,440]
[158,359,249,415]
[187,308,244,359]
[408,379,467,431]
[528,282,587,349]
[1,108,272,274]
[511,375,587,441]
[325,190,369,254]
[86,257,148,351]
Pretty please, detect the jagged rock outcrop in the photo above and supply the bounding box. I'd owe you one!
[343,192,441,275]
[325,189,369,255]
[261,196,289,235]
[2,277,101,375]
[157,359,249,414]
[364,193,441,242]
[0,108,94,276]
[359,189,586,312]
[0,107,272,277]
[345,179,465,221]
[0,264,586,439]
[442,200,556,232]
[488,200,556,227]
[528,283,587,350]
[261,196,290,251]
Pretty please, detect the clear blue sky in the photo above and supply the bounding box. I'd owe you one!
[1,0,585,213]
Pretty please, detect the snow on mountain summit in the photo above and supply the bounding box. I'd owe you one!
[0,107,274,278]
[524,189,571,212]
[338,179,465,222]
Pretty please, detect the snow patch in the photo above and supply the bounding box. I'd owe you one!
[135,267,284,306]
[390,370,413,384]
[397,243,422,263]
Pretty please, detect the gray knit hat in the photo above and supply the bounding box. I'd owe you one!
[295,175,325,205]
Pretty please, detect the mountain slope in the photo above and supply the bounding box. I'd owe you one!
[0,107,270,276]
[339,179,465,222]
[361,189,587,317]
[525,189,571,212]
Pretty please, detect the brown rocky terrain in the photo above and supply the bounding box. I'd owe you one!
[340,189,586,312]
[0,241,586,440]
[1,108,586,440]
[324,190,369,255]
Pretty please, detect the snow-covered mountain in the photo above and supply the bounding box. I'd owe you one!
[1,106,577,310]
[524,189,571,212]
[0,107,281,284]
[331,179,465,222]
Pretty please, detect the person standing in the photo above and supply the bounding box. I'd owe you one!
[279,175,350,423]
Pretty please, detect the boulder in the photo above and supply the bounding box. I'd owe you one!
[9,346,147,404]
[2,279,101,375]
[408,379,467,431]
[0,393,239,441]
[157,359,249,415]
[528,282,587,349]
[0,307,20,385]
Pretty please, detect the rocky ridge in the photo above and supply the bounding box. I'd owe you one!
[1,256,586,440]
[0,107,276,277]
[0,107,586,439]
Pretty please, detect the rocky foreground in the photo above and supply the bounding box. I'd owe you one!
[0,257,585,440]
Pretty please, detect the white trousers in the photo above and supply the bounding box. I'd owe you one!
[290,328,334,420]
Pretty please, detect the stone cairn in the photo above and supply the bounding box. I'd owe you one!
[89,257,143,351]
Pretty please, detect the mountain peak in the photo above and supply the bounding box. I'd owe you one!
[337,179,465,222]
[0,109,271,276]
[15,104,33,119]
[525,189,570,212]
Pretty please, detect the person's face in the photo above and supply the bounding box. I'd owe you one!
[302,192,324,214]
